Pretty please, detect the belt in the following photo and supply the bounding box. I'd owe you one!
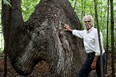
[87,52,95,57]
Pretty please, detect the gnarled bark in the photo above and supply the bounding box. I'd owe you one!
[2,0,86,77]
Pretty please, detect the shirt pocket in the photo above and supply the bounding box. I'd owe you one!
[87,35,95,44]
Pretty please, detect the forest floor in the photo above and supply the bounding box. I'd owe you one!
[0,53,115,77]
[0,54,49,77]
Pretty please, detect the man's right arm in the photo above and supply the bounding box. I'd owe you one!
[64,24,84,39]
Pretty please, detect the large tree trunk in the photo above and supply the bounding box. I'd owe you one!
[2,0,86,77]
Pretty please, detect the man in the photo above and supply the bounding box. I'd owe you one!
[64,15,105,77]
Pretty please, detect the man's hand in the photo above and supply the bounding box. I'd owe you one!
[91,60,97,70]
[91,56,99,70]
[64,24,72,32]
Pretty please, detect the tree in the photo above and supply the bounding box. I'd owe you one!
[2,0,86,77]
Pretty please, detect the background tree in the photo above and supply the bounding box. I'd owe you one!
[110,0,115,76]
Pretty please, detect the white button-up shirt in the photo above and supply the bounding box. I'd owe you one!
[72,27,105,56]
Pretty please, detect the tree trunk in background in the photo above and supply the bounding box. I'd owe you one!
[110,0,115,77]
[2,0,11,76]
[2,0,86,77]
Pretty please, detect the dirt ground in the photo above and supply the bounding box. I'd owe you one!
[0,54,115,77]
[0,56,49,77]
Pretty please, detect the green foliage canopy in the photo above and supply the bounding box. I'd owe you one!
[21,0,40,21]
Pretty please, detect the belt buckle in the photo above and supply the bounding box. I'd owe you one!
[88,52,95,57]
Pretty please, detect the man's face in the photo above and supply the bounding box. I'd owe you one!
[84,16,92,30]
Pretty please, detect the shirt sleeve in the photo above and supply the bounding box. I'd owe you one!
[72,29,84,39]
[95,32,103,56]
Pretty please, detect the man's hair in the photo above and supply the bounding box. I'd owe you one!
[82,15,94,27]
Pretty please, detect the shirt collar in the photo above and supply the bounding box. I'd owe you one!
[86,27,94,33]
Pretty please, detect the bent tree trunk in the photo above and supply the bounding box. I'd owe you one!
[2,0,86,77]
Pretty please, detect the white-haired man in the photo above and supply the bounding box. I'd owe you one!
[64,15,105,77]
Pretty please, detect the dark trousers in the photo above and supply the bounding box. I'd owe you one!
[76,52,106,77]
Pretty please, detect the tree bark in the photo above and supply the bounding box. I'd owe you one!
[2,0,86,77]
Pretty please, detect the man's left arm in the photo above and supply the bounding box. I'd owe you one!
[91,32,103,70]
